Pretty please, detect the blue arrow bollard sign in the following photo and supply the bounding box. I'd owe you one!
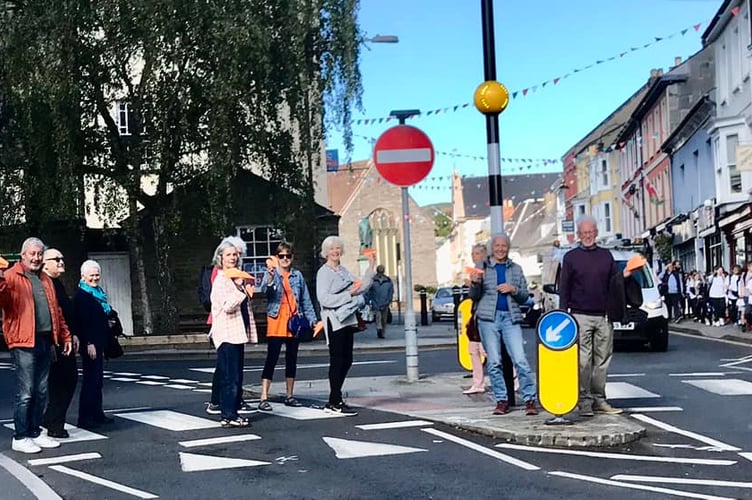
[537,310,578,351]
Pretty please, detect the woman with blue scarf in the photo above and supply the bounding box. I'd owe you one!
[73,260,115,429]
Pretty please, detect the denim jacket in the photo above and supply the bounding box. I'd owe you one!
[260,268,318,327]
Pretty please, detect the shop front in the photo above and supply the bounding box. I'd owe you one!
[718,203,752,269]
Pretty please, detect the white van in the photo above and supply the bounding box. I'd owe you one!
[541,243,670,352]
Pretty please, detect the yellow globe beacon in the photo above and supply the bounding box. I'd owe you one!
[473,80,509,115]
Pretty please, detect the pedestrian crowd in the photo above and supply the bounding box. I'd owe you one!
[659,260,752,330]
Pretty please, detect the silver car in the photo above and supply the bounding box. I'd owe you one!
[431,287,455,321]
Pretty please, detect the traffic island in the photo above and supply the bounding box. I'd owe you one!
[430,410,646,448]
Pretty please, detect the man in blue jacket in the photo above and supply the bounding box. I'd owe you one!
[368,265,394,339]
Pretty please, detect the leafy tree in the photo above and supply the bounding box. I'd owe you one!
[0,0,363,333]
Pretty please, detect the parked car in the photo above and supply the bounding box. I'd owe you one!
[431,287,455,321]
[541,242,669,352]
[520,293,542,327]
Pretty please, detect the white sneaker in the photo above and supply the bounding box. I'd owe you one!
[32,434,60,449]
[12,438,42,454]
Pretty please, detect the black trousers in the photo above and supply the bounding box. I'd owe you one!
[500,342,516,407]
[78,353,104,424]
[43,349,78,433]
[262,337,300,381]
[327,322,356,405]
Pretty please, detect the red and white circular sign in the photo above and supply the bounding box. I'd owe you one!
[373,125,435,187]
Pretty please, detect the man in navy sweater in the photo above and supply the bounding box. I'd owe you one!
[559,216,622,417]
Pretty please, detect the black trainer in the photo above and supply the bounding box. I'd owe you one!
[325,402,358,416]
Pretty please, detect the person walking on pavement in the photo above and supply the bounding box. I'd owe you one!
[727,265,743,325]
[559,216,624,417]
[41,249,79,439]
[463,243,488,394]
[468,234,538,416]
[0,237,72,454]
[660,261,685,323]
[708,266,728,326]
[368,265,393,339]
[209,242,258,428]
[201,236,254,417]
[257,242,320,411]
[316,235,375,416]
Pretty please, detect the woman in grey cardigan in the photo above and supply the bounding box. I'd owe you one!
[316,235,375,415]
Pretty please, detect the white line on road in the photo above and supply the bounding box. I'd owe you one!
[28,453,102,466]
[422,428,539,471]
[111,372,141,377]
[0,453,62,500]
[738,452,752,462]
[116,410,218,431]
[356,420,434,430]
[550,471,734,500]
[606,381,660,399]
[669,372,729,377]
[631,414,741,452]
[607,373,645,377]
[612,474,752,489]
[496,443,736,465]
[169,379,198,384]
[49,465,158,499]
[672,330,752,348]
[136,381,166,386]
[623,406,683,413]
[107,406,152,413]
[110,377,140,382]
[163,384,195,390]
[682,378,752,395]
[140,375,169,380]
[179,435,262,448]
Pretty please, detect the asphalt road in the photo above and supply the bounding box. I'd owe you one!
[1,330,752,499]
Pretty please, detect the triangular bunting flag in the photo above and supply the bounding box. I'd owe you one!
[512,91,518,98]
[694,23,701,31]
[426,110,433,116]
[596,60,604,64]
[453,105,459,111]
[732,6,740,16]
[553,77,560,85]
[522,88,529,96]
[654,36,663,42]
[620,52,627,57]
[542,81,548,87]
[681,28,688,35]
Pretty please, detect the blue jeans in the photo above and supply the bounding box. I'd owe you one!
[217,343,244,419]
[11,334,53,439]
[478,311,536,403]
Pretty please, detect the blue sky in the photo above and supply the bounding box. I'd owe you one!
[325,0,722,207]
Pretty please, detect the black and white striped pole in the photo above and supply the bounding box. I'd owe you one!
[476,0,510,233]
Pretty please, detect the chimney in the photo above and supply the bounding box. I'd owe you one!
[674,56,682,67]
[650,69,658,78]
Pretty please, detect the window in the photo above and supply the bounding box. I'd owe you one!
[236,226,284,287]
[600,159,609,189]
[116,102,131,135]
[603,202,612,233]
[728,134,742,193]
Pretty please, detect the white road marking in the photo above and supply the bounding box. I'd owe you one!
[110,377,140,382]
[3,424,107,443]
[605,381,660,399]
[112,372,141,377]
[607,373,645,377]
[28,452,102,466]
[197,382,213,387]
[163,384,195,390]
[322,436,427,459]
[169,379,198,384]
[0,453,63,499]
[49,465,158,499]
[669,372,728,377]
[625,414,740,452]
[115,410,218,431]
[653,444,726,452]
[423,428,539,471]
[191,360,397,374]
[496,443,736,465]
[193,389,212,393]
[739,452,752,463]
[682,378,752,395]
[623,406,683,413]
[179,435,262,448]
[356,420,434,430]
[673,330,752,348]
[550,471,734,500]
[265,403,347,420]
[107,406,153,413]
[136,381,166,386]
[612,474,752,489]
[141,375,169,380]
[179,452,270,472]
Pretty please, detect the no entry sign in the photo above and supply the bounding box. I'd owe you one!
[373,125,435,187]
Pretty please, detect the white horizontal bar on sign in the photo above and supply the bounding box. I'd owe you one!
[376,148,432,164]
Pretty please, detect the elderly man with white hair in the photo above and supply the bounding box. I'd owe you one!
[0,237,72,453]
[469,234,538,416]
[559,215,624,417]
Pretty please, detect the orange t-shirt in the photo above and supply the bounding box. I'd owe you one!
[267,272,296,338]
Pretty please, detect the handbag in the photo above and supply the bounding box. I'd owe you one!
[465,312,481,342]
[283,283,313,341]
[105,335,124,359]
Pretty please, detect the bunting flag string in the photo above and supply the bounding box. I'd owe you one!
[351,19,709,126]
[353,134,560,165]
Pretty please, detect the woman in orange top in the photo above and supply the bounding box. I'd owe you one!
[258,242,319,411]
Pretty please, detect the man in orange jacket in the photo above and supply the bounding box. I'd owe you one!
[0,237,72,454]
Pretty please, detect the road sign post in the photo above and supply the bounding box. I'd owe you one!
[536,310,579,424]
[373,110,434,383]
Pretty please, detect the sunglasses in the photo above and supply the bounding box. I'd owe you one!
[46,257,64,263]
[277,254,293,260]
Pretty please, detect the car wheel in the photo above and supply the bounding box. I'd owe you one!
[431,312,439,322]
[650,325,669,352]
